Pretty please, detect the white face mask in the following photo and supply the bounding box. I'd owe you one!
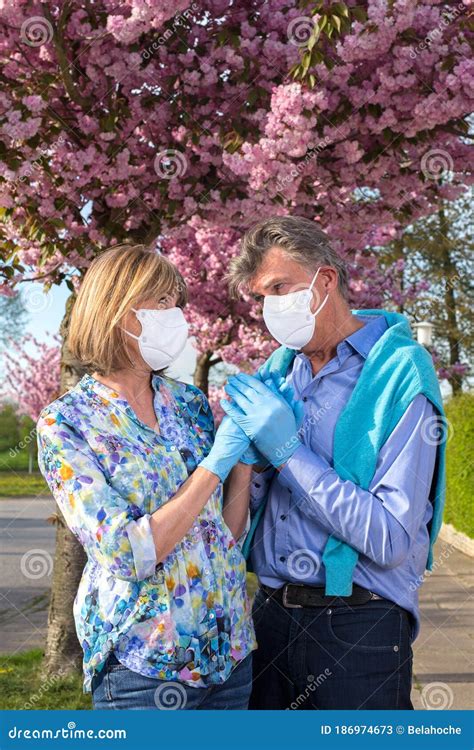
[124,306,189,371]
[262,268,329,350]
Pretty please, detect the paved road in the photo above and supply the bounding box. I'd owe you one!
[0,496,55,654]
[0,497,472,708]
[411,535,474,710]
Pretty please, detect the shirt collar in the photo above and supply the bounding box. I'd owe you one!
[295,313,388,373]
[78,372,163,428]
[344,314,388,359]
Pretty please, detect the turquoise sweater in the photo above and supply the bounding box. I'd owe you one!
[251,309,446,596]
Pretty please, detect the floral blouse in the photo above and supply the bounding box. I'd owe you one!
[37,373,256,693]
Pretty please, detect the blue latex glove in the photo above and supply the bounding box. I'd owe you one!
[221,373,301,467]
[199,415,250,482]
[238,372,304,466]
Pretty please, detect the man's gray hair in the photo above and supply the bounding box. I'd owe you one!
[228,216,348,298]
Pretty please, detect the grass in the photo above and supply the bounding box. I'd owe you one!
[0,649,92,709]
[0,472,49,497]
[0,447,49,497]
[0,449,39,473]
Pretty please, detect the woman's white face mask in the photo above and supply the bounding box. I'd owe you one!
[262,267,329,350]
[124,306,189,371]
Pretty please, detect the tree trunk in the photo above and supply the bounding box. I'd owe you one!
[439,208,463,395]
[41,293,87,678]
[193,351,213,395]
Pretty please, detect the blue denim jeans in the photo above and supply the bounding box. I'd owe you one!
[249,588,414,710]
[92,652,252,710]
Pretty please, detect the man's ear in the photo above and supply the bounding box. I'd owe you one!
[319,267,338,293]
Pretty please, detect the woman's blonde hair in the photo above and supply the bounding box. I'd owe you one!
[68,244,187,374]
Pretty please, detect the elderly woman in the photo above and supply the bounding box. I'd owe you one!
[36,244,263,710]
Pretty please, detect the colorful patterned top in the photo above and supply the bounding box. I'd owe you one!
[37,373,256,693]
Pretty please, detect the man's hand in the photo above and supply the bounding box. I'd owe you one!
[238,372,304,467]
[221,373,302,468]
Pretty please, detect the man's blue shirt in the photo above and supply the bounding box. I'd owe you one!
[250,314,437,636]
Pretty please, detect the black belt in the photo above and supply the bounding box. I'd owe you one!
[261,582,385,609]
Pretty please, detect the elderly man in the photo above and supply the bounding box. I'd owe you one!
[221,216,445,710]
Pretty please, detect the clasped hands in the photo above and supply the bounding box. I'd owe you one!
[200,370,304,482]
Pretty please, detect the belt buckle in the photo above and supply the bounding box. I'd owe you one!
[282,583,304,609]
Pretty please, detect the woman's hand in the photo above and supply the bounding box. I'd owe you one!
[199,415,250,482]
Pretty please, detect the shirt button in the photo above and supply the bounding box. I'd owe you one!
[170,445,176,451]
[302,396,308,402]
[279,556,286,562]
[254,482,261,488]
[280,514,287,521]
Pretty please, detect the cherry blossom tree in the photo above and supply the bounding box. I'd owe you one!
[1,334,61,420]
[0,0,472,675]
[1,0,472,388]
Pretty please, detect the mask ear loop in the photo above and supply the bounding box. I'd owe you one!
[308,267,329,316]
[122,307,140,341]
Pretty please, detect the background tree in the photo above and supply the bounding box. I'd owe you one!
[0,292,28,347]
[0,402,20,453]
[378,191,473,393]
[0,0,472,676]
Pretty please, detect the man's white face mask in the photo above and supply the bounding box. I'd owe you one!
[124,306,189,371]
[262,267,329,350]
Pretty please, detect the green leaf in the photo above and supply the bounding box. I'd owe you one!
[301,50,313,76]
[318,15,328,33]
[332,2,350,17]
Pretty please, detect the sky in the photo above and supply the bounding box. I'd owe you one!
[24,280,70,343]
